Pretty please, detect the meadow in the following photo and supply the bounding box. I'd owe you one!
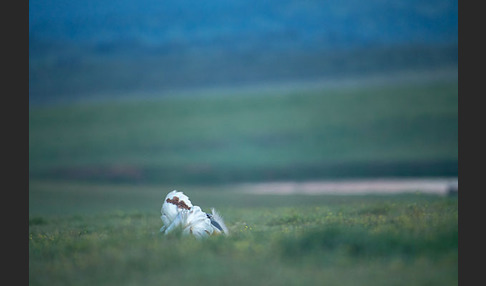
[29,79,458,184]
[29,182,458,286]
[29,78,458,285]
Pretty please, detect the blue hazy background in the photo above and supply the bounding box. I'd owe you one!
[29,0,458,105]
[29,0,458,184]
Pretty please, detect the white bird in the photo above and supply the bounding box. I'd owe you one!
[160,190,229,239]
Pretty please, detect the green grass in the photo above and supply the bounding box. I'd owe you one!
[29,181,458,286]
[29,80,458,183]
[29,75,458,284]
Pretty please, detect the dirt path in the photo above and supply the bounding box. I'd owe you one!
[236,177,458,196]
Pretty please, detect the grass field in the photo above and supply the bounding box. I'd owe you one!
[29,182,458,286]
[29,79,458,184]
[29,77,458,285]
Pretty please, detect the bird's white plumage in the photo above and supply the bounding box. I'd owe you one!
[160,190,228,239]
[160,190,193,231]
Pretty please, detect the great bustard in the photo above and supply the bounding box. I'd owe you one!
[160,190,229,239]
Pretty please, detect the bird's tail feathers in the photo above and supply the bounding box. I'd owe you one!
[211,208,229,235]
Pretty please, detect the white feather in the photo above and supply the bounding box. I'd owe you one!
[160,190,193,232]
[210,208,229,235]
[163,206,214,239]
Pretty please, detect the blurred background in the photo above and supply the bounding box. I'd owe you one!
[29,0,458,185]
